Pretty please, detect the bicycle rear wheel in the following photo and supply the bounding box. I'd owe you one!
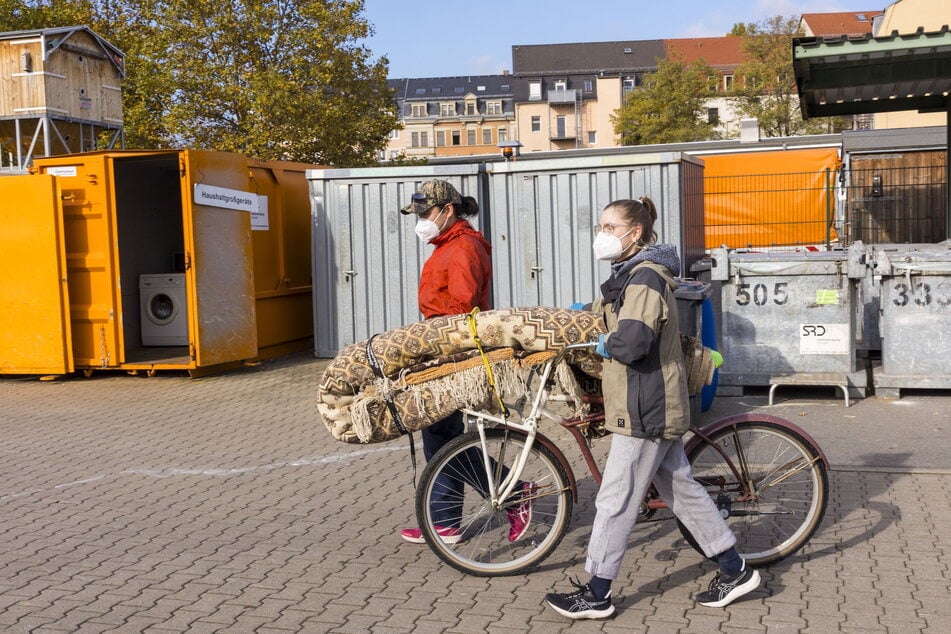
[415,428,572,576]
[679,421,829,566]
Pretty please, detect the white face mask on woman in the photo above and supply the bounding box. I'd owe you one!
[592,227,633,261]
[414,206,449,243]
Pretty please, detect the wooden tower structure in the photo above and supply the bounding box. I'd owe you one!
[0,25,124,171]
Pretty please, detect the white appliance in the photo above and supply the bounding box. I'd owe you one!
[140,273,189,346]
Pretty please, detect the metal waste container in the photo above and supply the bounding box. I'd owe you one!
[710,246,866,398]
[870,243,951,397]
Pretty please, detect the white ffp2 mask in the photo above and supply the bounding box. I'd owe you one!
[592,228,633,261]
[414,206,448,243]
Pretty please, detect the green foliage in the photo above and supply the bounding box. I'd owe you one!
[1,0,398,166]
[730,15,849,137]
[612,55,718,146]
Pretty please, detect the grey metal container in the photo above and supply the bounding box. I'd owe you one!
[710,246,865,394]
[308,152,704,356]
[870,242,951,396]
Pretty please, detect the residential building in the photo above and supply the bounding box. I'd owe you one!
[385,75,515,160]
[510,40,666,152]
[799,11,881,37]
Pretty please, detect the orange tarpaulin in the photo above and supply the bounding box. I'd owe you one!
[703,147,841,249]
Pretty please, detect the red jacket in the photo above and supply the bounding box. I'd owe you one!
[419,219,492,319]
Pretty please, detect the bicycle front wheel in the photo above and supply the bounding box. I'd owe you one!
[415,428,573,576]
[680,421,829,566]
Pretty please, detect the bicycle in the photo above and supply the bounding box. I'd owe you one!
[414,342,830,577]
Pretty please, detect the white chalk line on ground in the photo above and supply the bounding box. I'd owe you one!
[0,444,406,501]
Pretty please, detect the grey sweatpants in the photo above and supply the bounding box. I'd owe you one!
[586,434,736,580]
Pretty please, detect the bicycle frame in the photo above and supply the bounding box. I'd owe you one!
[460,342,830,516]
[461,342,597,507]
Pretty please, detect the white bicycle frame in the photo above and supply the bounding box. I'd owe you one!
[460,342,598,509]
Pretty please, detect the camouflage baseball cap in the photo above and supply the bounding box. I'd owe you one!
[400,179,463,215]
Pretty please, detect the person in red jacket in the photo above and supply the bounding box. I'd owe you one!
[398,179,533,545]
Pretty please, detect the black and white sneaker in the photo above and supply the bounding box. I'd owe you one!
[544,578,615,620]
[696,564,761,607]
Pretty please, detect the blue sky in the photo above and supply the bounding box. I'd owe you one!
[361,0,883,78]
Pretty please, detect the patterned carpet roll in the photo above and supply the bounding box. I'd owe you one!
[317,307,606,444]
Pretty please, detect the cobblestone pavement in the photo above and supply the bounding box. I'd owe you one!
[1,352,949,633]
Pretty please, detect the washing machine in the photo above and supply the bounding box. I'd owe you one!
[140,273,189,346]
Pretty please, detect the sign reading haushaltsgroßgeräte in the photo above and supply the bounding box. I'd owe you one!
[193,183,257,213]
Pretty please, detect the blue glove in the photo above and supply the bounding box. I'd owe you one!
[569,302,585,311]
[595,333,612,359]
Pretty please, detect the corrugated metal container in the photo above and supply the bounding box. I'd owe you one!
[484,153,705,310]
[308,165,486,357]
[308,153,704,356]
[710,246,865,394]
[870,243,951,396]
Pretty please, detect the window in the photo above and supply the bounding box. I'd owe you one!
[723,75,734,92]
[707,108,719,125]
[465,101,476,115]
[440,103,454,116]
[431,87,441,94]
[531,116,541,132]
[486,101,502,115]
[420,131,428,146]
[584,80,593,92]
[411,132,421,147]
[477,85,486,91]
[436,130,446,146]
[500,84,510,91]
[389,129,399,139]
[587,131,597,145]
[529,81,541,101]
[467,129,476,145]
[454,86,464,94]
[498,128,507,143]
[482,129,492,145]
[554,79,567,91]
[451,131,461,146]
[411,104,426,117]
[415,88,425,94]
[555,116,567,138]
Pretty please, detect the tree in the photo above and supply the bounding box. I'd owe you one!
[730,15,847,137]
[1,0,399,166]
[612,55,718,146]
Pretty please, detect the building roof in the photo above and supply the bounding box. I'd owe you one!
[793,26,951,118]
[388,75,515,101]
[664,36,746,67]
[800,11,882,37]
[512,40,666,75]
[0,25,125,77]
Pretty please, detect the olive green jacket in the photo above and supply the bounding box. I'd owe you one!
[593,260,690,439]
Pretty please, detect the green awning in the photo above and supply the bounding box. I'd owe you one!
[793,27,951,118]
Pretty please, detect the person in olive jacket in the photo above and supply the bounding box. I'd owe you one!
[545,198,762,620]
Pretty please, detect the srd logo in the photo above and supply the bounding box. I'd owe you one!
[801,325,827,336]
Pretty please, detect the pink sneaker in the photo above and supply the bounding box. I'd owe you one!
[400,525,463,544]
[506,482,538,542]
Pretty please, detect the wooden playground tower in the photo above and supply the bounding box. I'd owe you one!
[0,25,124,171]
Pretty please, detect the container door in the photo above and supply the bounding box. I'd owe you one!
[179,150,257,366]
[0,175,74,374]
[34,155,123,368]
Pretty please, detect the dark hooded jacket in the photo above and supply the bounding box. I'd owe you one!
[592,244,690,439]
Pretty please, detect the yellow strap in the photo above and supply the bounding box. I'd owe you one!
[466,308,508,416]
